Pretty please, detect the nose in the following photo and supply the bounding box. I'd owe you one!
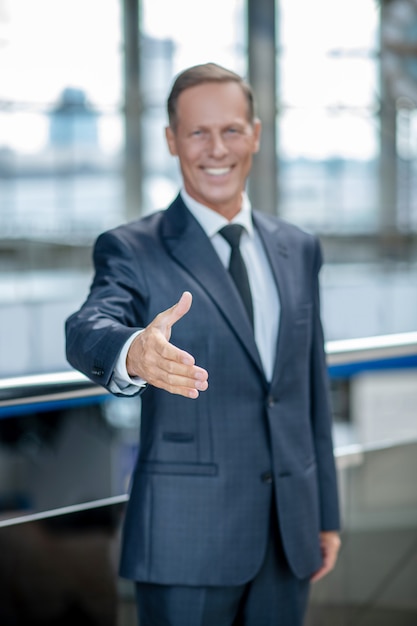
[208,131,228,158]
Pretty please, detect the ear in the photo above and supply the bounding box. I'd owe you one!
[165,126,178,156]
[252,118,262,154]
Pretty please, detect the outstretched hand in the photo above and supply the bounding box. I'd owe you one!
[126,291,209,398]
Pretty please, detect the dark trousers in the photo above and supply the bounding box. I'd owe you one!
[135,510,310,626]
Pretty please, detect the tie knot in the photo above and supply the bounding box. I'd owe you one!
[219,224,244,249]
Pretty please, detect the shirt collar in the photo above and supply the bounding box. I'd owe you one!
[180,188,254,239]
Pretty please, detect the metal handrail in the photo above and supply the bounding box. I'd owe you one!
[0,332,416,528]
[1,331,416,408]
[0,370,106,408]
[326,330,417,365]
[0,435,415,528]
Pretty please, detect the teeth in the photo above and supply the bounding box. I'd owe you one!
[204,167,231,176]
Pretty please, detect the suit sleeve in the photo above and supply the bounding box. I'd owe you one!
[310,238,341,531]
[65,230,148,393]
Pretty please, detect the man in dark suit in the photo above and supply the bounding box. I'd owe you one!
[66,63,341,626]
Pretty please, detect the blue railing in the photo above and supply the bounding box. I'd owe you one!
[0,331,415,527]
[1,331,416,413]
[326,331,417,378]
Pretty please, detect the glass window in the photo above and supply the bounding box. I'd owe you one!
[0,0,124,244]
[0,0,124,377]
[0,0,246,377]
[278,0,380,232]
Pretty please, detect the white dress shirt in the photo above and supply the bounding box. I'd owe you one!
[110,189,280,394]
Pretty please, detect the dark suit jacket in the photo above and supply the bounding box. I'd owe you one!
[65,194,340,586]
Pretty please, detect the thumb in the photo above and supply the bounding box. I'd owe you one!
[154,291,193,333]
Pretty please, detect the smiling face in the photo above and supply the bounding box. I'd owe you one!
[165,81,261,220]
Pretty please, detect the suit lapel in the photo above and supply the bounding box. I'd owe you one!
[161,196,264,378]
[253,211,294,387]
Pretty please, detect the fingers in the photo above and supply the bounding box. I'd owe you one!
[310,563,330,583]
[141,328,208,394]
[311,531,341,583]
[146,362,208,399]
[126,293,209,398]
[153,291,193,342]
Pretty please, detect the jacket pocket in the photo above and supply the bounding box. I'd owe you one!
[137,460,218,477]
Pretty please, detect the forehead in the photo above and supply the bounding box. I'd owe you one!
[176,81,250,126]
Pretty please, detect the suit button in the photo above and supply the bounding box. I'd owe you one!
[266,395,276,408]
[261,471,273,484]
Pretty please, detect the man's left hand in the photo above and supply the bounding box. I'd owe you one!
[310,531,341,583]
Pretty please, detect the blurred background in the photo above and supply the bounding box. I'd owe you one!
[0,1,416,624]
[1,0,417,375]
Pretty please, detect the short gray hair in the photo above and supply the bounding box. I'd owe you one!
[167,62,256,130]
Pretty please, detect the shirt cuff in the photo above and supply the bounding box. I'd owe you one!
[109,330,147,395]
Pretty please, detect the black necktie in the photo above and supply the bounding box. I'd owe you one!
[219,224,254,327]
